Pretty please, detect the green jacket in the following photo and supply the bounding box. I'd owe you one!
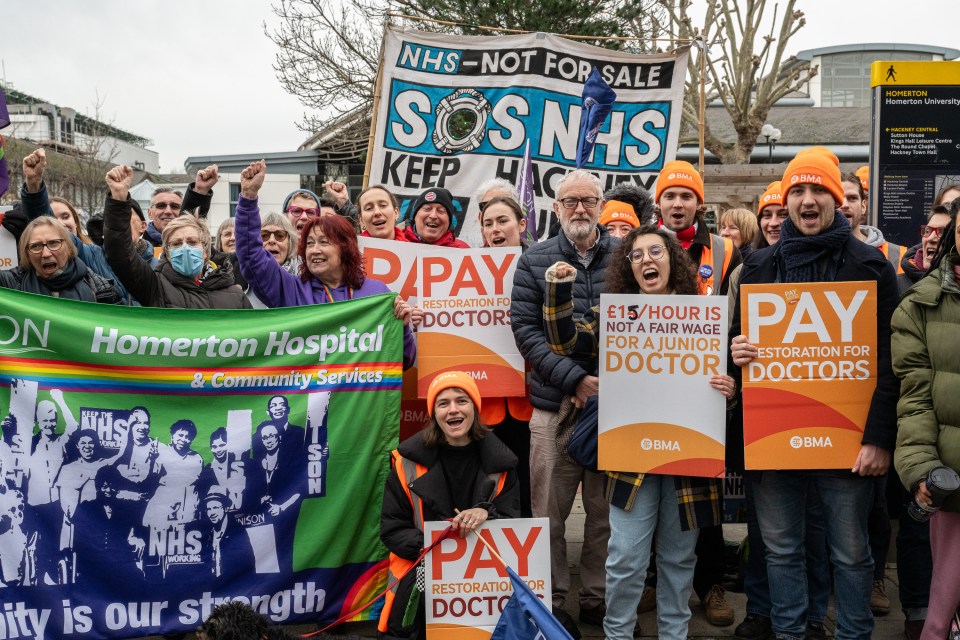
[892,255,960,512]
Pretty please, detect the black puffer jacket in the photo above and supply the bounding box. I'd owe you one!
[511,227,617,411]
[380,433,519,561]
[103,195,251,309]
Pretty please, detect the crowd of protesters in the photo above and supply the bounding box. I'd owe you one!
[0,142,958,640]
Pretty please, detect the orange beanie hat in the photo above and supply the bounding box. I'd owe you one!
[599,200,641,228]
[797,146,840,167]
[780,150,844,206]
[655,160,704,203]
[758,181,783,213]
[856,165,869,192]
[427,371,481,417]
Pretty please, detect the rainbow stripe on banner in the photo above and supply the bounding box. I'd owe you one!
[0,356,402,395]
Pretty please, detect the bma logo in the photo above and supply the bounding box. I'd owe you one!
[641,438,680,451]
[790,435,833,449]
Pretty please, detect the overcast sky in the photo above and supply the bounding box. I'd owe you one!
[4,1,959,173]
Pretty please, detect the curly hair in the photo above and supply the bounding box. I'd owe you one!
[296,214,365,288]
[604,225,699,296]
[603,183,656,227]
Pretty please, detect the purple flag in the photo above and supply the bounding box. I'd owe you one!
[0,86,10,197]
[575,68,617,169]
[517,140,538,244]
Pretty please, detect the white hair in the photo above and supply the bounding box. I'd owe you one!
[474,178,517,203]
[555,169,603,199]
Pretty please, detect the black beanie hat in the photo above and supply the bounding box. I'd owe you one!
[411,187,455,224]
[130,198,146,221]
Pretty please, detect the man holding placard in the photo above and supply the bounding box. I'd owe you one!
[729,149,900,640]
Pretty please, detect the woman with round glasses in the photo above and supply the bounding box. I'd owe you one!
[543,225,734,640]
[235,161,417,369]
[0,217,121,303]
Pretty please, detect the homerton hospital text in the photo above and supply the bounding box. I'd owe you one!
[89,325,386,362]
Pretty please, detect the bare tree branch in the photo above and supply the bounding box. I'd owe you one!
[653,0,811,163]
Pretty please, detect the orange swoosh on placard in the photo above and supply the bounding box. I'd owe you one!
[744,427,863,470]
[418,333,524,397]
[742,387,864,446]
[425,624,492,640]
[647,457,725,477]
[598,423,724,478]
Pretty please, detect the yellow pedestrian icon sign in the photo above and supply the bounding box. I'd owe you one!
[885,65,897,82]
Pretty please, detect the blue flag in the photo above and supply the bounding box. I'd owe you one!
[575,68,617,169]
[0,86,10,197]
[517,140,538,244]
[490,567,574,640]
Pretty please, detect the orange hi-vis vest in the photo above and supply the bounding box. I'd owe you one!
[879,241,906,275]
[377,449,509,633]
[479,396,533,425]
[696,235,735,296]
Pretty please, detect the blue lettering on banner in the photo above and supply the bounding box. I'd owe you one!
[383,79,670,172]
[397,42,462,73]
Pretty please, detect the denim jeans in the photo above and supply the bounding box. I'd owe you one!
[754,472,874,640]
[604,475,698,640]
[742,474,830,622]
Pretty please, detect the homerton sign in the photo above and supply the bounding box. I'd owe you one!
[0,289,402,639]
[368,26,689,247]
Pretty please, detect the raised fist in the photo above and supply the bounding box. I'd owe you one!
[324,180,349,207]
[22,149,47,193]
[240,160,266,199]
[105,165,134,201]
[194,164,220,195]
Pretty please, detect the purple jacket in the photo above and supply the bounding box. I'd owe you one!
[235,195,416,369]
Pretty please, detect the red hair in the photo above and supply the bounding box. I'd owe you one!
[297,215,366,288]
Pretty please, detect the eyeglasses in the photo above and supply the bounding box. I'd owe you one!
[921,224,946,238]
[27,239,65,254]
[626,244,666,263]
[287,206,320,218]
[152,201,181,211]
[559,197,600,210]
[260,229,289,242]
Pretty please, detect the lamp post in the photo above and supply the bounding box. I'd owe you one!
[760,123,782,163]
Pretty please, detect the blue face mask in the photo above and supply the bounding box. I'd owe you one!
[169,245,205,277]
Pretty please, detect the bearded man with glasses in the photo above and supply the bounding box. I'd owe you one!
[510,168,616,637]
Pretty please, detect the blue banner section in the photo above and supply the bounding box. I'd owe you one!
[383,79,671,172]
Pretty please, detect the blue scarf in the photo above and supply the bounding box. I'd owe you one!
[777,211,850,283]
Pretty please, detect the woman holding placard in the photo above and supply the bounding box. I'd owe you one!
[379,372,520,640]
[543,225,735,640]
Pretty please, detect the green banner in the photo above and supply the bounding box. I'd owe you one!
[0,289,401,638]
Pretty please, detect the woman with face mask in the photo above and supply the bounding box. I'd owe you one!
[102,166,252,309]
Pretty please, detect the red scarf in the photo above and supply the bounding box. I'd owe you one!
[401,225,469,248]
[361,227,408,242]
[658,219,698,249]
